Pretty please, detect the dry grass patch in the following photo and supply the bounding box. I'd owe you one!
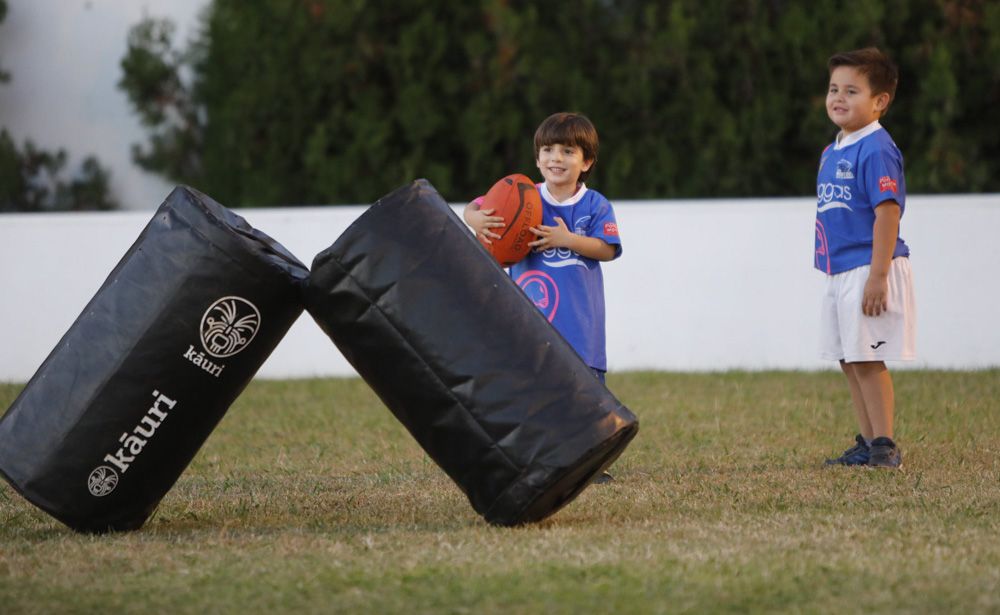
[1,371,998,614]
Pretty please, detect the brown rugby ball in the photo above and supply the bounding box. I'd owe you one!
[478,174,542,267]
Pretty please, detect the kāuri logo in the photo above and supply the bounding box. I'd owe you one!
[87,466,119,497]
[199,296,261,358]
[88,390,177,497]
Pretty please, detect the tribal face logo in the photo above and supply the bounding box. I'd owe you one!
[199,296,261,358]
[515,270,560,322]
[87,465,119,497]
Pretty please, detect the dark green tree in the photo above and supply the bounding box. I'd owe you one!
[0,132,116,212]
[0,0,8,84]
[0,0,118,212]
[119,0,1000,207]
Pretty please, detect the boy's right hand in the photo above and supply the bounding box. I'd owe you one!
[463,202,505,245]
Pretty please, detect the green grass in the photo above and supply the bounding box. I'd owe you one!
[1,371,998,614]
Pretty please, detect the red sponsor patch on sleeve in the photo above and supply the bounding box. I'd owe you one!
[879,176,898,193]
[604,222,619,236]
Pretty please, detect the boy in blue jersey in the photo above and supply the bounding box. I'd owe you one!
[816,48,916,468]
[464,112,622,481]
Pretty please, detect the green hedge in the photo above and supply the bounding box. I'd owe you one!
[120,0,1000,206]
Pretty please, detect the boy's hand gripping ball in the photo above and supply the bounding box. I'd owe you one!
[479,174,542,267]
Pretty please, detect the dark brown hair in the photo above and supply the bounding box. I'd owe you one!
[828,47,899,113]
[533,112,599,181]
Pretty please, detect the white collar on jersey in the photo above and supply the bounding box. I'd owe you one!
[540,181,588,206]
[834,120,882,150]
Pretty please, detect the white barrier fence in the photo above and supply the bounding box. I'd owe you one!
[1,193,998,381]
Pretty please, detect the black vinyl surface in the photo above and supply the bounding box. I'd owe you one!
[305,179,638,525]
[0,186,309,532]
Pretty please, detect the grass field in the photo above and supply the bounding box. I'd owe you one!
[1,370,998,614]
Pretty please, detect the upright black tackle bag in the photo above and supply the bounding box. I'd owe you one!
[0,186,308,532]
[304,180,638,526]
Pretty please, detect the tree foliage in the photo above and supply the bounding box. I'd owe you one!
[0,0,118,212]
[0,131,116,212]
[0,0,8,84]
[119,0,1000,207]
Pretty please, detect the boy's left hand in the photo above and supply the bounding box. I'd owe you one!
[862,275,889,316]
[528,218,574,251]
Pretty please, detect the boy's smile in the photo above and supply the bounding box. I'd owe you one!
[536,143,593,199]
[826,65,889,135]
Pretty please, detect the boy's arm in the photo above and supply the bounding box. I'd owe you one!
[863,200,901,316]
[528,217,617,261]
[463,200,505,244]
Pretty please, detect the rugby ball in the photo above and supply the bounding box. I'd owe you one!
[478,174,542,267]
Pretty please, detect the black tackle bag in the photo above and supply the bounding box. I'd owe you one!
[304,179,638,526]
[0,186,308,533]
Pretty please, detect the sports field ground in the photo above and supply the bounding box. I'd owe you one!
[1,370,998,614]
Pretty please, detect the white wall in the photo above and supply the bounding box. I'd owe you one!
[1,193,998,382]
[606,195,1000,371]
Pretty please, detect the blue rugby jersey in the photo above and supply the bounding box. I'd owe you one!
[510,183,622,371]
[815,121,909,274]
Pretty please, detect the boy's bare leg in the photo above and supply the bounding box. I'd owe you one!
[840,360,874,440]
[851,360,894,439]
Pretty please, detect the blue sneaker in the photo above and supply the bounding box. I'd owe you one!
[592,472,614,484]
[824,434,870,466]
[868,437,902,468]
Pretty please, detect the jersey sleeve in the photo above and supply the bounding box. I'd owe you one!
[588,195,623,259]
[860,143,905,213]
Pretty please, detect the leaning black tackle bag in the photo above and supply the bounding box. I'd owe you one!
[0,186,308,533]
[304,179,638,526]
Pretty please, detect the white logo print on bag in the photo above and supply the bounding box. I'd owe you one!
[87,390,178,497]
[87,465,119,497]
[200,296,261,358]
[182,296,262,378]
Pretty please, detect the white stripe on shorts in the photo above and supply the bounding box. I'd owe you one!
[819,257,916,363]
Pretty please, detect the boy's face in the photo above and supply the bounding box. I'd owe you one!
[826,66,890,135]
[536,143,593,192]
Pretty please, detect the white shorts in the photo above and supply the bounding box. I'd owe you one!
[819,257,916,363]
